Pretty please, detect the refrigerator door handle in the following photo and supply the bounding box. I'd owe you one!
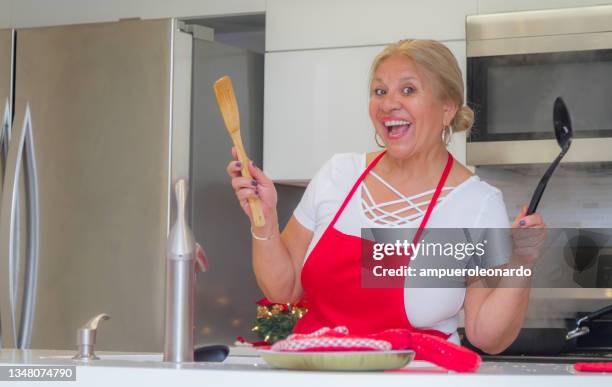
[0,103,40,348]
[1,98,10,169]
[18,104,39,349]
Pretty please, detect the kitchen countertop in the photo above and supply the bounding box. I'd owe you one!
[0,348,610,386]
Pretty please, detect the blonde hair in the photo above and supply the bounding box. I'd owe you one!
[369,39,474,133]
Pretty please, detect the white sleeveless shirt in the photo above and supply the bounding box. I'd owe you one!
[293,153,511,344]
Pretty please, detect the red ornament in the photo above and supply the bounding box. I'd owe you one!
[255,298,273,306]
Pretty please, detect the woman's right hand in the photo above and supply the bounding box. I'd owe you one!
[226,147,279,233]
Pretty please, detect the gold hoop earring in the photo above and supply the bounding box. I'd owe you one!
[375,133,386,148]
[441,125,453,146]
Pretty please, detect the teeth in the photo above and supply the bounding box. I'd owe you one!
[384,120,410,127]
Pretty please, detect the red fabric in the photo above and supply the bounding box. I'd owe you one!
[574,362,612,372]
[294,151,458,344]
[272,326,481,373]
[397,331,481,373]
[235,336,269,347]
[272,326,391,352]
[256,298,308,309]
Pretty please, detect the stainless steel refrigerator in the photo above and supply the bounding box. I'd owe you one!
[0,17,272,352]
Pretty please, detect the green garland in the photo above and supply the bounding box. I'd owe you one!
[252,303,308,344]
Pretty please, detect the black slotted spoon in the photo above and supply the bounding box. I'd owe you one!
[526,97,573,215]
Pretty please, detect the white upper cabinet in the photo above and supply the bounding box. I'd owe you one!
[264,0,473,182]
[264,45,380,182]
[266,0,477,52]
[264,41,467,182]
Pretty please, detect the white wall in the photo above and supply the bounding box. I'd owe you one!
[3,0,265,28]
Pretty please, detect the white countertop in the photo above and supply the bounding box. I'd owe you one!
[0,348,610,387]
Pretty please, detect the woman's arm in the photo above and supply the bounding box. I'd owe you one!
[463,278,532,354]
[252,215,313,303]
[227,148,314,303]
[463,207,546,354]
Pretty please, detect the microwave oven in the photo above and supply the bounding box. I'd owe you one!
[466,6,612,165]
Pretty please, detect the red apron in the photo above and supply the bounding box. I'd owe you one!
[294,151,454,340]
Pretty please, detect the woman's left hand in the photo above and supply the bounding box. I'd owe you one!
[510,205,547,265]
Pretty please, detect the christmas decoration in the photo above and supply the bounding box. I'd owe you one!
[251,298,308,344]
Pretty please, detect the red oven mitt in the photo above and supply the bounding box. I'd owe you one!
[369,329,481,373]
[574,362,612,372]
[271,326,481,373]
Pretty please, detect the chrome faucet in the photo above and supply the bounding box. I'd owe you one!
[73,313,110,360]
[163,179,196,363]
[566,304,612,341]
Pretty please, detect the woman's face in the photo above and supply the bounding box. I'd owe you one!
[369,54,457,159]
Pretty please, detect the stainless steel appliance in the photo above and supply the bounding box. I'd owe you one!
[466,5,612,165]
[0,19,193,351]
[0,17,268,352]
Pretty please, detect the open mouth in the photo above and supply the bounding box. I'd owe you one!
[383,120,411,139]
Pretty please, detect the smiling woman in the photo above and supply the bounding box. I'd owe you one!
[226,39,546,355]
[369,39,473,157]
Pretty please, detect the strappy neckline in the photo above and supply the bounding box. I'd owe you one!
[361,170,456,226]
[356,154,478,227]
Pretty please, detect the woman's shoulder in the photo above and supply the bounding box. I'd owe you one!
[459,174,503,199]
[329,152,367,167]
[319,152,367,179]
[299,153,367,220]
[448,161,501,199]
[307,152,366,194]
[446,173,510,227]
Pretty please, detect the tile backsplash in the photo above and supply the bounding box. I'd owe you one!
[477,162,612,228]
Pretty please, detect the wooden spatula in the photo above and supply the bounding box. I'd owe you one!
[214,76,266,227]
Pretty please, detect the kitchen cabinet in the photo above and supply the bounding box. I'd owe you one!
[264,41,467,182]
[477,0,612,14]
[264,0,472,182]
[266,0,478,52]
[5,0,265,28]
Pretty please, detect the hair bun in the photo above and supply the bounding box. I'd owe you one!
[452,105,474,133]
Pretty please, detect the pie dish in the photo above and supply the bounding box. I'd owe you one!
[257,349,415,371]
